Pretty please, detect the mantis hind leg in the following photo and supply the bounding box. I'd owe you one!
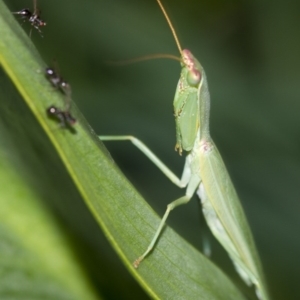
[133,174,201,268]
[99,135,200,266]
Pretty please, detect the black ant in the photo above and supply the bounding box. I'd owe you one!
[12,0,46,37]
[47,106,76,130]
[45,67,71,99]
[45,63,76,131]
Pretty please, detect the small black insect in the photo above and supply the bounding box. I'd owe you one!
[47,106,76,131]
[45,61,76,131]
[12,0,46,37]
[45,67,71,97]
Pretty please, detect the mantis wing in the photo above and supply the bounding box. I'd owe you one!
[198,138,269,300]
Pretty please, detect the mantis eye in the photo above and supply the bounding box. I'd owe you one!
[187,69,201,86]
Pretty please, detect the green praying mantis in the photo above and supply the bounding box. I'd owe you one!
[100,0,270,299]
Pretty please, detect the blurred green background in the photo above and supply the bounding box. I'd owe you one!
[5,0,300,299]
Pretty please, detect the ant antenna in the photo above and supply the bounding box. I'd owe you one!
[156,0,183,55]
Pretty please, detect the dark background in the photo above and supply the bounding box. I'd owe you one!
[5,0,300,299]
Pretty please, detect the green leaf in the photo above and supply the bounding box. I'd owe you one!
[0,1,247,299]
[0,147,99,300]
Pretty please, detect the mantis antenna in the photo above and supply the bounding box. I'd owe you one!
[156,0,183,55]
[106,0,183,67]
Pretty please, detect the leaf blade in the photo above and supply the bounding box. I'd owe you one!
[0,1,248,298]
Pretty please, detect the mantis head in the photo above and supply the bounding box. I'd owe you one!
[182,49,202,87]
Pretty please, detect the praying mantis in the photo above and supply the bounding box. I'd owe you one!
[100,0,269,299]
